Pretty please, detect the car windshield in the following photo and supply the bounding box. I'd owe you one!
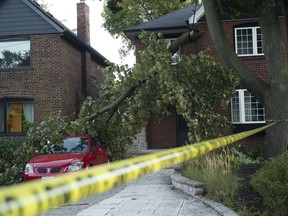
[45,137,89,154]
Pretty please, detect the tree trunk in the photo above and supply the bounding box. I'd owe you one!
[203,0,288,157]
[203,0,267,104]
[265,90,288,157]
[258,0,288,156]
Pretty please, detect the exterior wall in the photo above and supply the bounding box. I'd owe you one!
[0,33,103,130]
[87,55,104,99]
[59,37,82,116]
[0,34,64,123]
[146,107,177,149]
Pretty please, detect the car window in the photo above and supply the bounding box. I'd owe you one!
[45,137,88,154]
[91,137,97,148]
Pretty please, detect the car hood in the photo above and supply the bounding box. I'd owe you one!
[27,154,85,167]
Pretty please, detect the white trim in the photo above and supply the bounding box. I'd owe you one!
[188,5,205,24]
[231,89,266,124]
[234,26,264,57]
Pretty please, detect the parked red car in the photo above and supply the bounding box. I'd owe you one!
[24,135,109,181]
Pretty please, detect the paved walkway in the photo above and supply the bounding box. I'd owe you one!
[74,168,220,216]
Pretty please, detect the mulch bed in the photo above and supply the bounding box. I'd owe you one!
[234,164,267,214]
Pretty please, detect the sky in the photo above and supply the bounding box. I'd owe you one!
[46,0,135,66]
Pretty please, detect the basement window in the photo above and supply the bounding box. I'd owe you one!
[0,39,31,68]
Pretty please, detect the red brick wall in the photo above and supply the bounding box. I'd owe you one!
[146,107,177,149]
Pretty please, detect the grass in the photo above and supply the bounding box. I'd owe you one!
[180,147,269,213]
[181,150,240,207]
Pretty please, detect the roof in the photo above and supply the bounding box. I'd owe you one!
[124,5,202,42]
[0,0,108,66]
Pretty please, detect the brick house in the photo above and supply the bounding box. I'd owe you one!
[125,5,270,151]
[0,0,108,136]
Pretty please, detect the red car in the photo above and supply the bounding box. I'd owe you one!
[24,135,109,181]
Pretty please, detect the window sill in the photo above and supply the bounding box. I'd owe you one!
[237,55,265,61]
[0,67,32,72]
[0,132,26,137]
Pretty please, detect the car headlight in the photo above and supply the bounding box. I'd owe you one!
[66,162,84,172]
[25,164,34,174]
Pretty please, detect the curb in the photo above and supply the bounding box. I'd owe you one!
[171,171,238,216]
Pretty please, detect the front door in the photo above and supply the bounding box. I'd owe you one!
[176,115,188,146]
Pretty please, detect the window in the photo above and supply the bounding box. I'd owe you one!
[0,39,31,68]
[231,89,265,124]
[235,27,263,56]
[168,39,180,64]
[0,99,34,133]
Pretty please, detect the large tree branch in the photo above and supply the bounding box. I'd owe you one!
[203,0,268,104]
[86,86,137,121]
[86,31,203,121]
[168,31,204,54]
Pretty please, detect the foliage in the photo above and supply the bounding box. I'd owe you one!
[215,0,279,17]
[102,0,194,38]
[0,111,80,187]
[0,137,30,187]
[102,0,198,57]
[181,150,241,206]
[226,145,264,167]
[77,31,238,160]
[38,0,49,11]
[25,110,73,151]
[251,151,288,216]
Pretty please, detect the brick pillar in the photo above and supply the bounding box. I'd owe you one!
[77,2,90,44]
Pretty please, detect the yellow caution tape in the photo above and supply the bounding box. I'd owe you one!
[0,122,276,216]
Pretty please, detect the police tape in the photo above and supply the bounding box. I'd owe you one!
[0,122,276,216]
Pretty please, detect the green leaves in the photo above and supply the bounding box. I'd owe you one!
[78,32,238,154]
[103,0,192,37]
[24,32,238,161]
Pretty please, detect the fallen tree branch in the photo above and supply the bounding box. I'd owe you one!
[86,31,204,122]
[86,86,137,121]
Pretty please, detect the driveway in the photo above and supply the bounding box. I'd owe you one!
[41,168,220,216]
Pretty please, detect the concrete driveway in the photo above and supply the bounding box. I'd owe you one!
[41,168,220,216]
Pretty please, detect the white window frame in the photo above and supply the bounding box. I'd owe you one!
[168,39,181,65]
[235,26,264,57]
[231,89,265,124]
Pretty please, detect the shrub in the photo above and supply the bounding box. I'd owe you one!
[251,151,288,216]
[181,150,240,206]
[0,137,32,187]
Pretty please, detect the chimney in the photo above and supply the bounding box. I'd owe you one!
[77,1,90,44]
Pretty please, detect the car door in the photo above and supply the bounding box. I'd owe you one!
[95,137,109,164]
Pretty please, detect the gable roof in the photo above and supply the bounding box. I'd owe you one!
[124,5,202,42]
[0,0,108,66]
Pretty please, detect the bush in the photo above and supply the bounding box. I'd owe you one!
[251,151,288,216]
[0,137,33,187]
